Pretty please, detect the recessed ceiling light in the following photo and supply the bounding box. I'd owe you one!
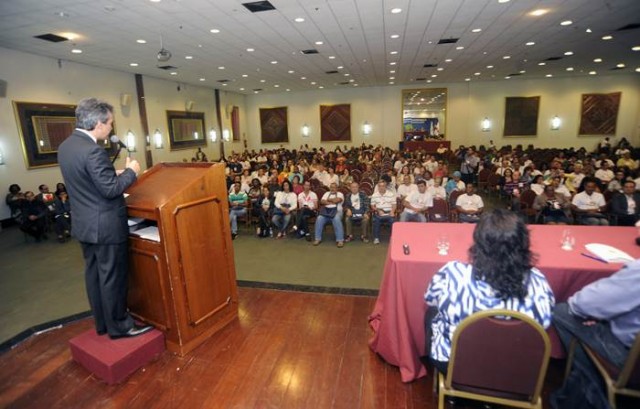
[617,63,625,68]
[260,79,266,83]
[504,76,511,79]
[427,80,432,83]
[354,84,358,87]
[498,0,510,3]
[57,11,70,17]
[274,84,279,87]
[328,56,336,59]
[246,48,254,52]
[631,46,640,51]
[594,58,602,63]
[71,49,82,54]
[210,29,220,33]
[315,41,323,45]
[344,73,350,77]
[286,89,291,91]
[129,62,138,66]
[585,28,592,33]
[456,46,464,50]
[546,74,553,77]
[389,81,395,84]
[136,39,147,44]
[474,72,481,76]
[560,20,573,26]
[526,42,535,46]
[271,60,278,64]
[389,62,397,65]
[149,0,161,2]
[390,34,400,39]
[301,76,306,80]
[242,74,248,77]
[602,35,613,40]
[538,62,546,66]
[564,51,574,56]
[199,78,205,81]
[431,74,438,78]
[60,32,79,40]
[337,66,344,69]
[390,70,396,73]
[503,55,511,59]
[445,59,452,62]
[389,76,395,80]
[486,65,494,69]
[185,55,193,59]
[437,67,444,71]
[311,81,316,85]
[529,9,549,16]
[239,87,245,91]
[349,79,354,82]
[288,70,294,74]
[390,51,398,55]
[254,91,259,94]
[589,71,597,75]
[218,66,225,70]
[465,78,471,81]
[471,28,482,33]
[319,86,324,89]
[636,68,640,72]
[391,8,402,14]
[566,67,574,71]
[170,72,177,76]
[294,17,305,23]
[519,70,526,74]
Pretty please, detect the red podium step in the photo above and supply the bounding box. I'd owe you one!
[69,328,165,384]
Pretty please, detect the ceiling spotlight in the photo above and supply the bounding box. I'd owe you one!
[288,70,294,74]
[487,65,494,69]
[445,59,452,62]
[504,76,511,79]
[301,76,306,80]
[545,74,553,77]
[498,0,510,3]
[519,70,526,74]
[389,62,397,65]
[389,81,395,84]
[185,55,193,59]
[271,60,278,64]
[328,55,336,59]
[471,28,482,33]
[616,63,625,68]
[566,67,574,71]
[199,78,205,81]
[636,68,640,72]
[594,58,602,63]
[294,17,305,23]
[389,70,396,73]
[529,9,549,16]
[389,76,395,80]
[242,74,248,77]
[390,51,398,55]
[246,48,254,52]
[71,49,82,54]
[136,39,147,44]
[465,78,471,81]
[310,81,316,85]
[503,55,511,59]
[632,46,640,51]
[456,46,464,50]
[474,72,481,76]
[218,66,225,69]
[170,72,177,76]
[274,84,279,87]
[526,42,535,46]
[390,34,400,39]
[437,67,444,71]
[589,71,597,75]
[286,89,291,91]
[391,8,402,14]
[560,20,573,26]
[129,62,138,66]
[564,51,574,56]
[337,65,344,69]
[538,62,546,66]
[239,88,245,91]
[602,35,613,40]
[586,28,592,33]
[315,41,323,45]
[260,79,266,83]
[210,29,220,33]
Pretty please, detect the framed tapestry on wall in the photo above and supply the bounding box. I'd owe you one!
[320,104,351,142]
[259,107,288,144]
[231,106,240,142]
[166,110,206,150]
[579,92,621,135]
[504,96,540,137]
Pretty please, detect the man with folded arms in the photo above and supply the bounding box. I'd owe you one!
[370,180,396,244]
[294,180,317,240]
[344,182,370,243]
[400,179,433,223]
[571,179,608,226]
[455,183,484,223]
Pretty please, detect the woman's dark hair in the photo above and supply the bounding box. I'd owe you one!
[9,184,21,194]
[469,209,535,300]
[251,178,261,186]
[281,180,292,191]
[533,175,544,184]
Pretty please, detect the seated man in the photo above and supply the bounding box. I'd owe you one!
[228,181,248,240]
[370,180,396,244]
[455,183,484,223]
[610,180,640,226]
[52,191,72,242]
[551,259,640,409]
[571,179,608,226]
[294,180,318,240]
[344,182,370,243]
[400,179,433,223]
[396,175,417,201]
[533,184,571,224]
[313,182,345,247]
[20,191,48,241]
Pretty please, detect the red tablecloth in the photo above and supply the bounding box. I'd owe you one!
[368,222,640,383]
[402,140,451,153]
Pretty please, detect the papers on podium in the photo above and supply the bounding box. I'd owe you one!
[585,243,634,264]
[134,226,160,242]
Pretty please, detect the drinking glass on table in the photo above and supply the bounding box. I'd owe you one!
[437,235,450,256]
[561,229,575,251]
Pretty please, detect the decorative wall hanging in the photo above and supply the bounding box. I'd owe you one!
[504,96,540,137]
[259,107,288,143]
[579,92,621,135]
[320,104,351,142]
[231,106,240,142]
[166,110,206,150]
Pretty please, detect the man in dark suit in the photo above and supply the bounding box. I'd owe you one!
[610,180,640,226]
[58,98,152,339]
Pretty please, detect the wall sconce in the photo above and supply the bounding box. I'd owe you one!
[153,129,163,149]
[222,129,230,142]
[126,130,136,152]
[209,128,217,142]
[301,123,310,137]
[551,115,562,130]
[481,117,491,132]
[362,121,372,136]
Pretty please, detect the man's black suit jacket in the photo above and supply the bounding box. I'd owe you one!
[610,191,640,217]
[58,130,136,244]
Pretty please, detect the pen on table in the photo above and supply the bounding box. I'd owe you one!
[580,252,608,264]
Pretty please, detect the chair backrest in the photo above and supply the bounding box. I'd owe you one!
[487,173,502,190]
[446,309,550,404]
[617,332,640,390]
[429,197,449,222]
[449,190,463,208]
[520,188,537,208]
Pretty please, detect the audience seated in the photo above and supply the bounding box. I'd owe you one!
[571,179,609,226]
[455,183,484,223]
[400,179,432,223]
[424,209,555,374]
[228,181,248,240]
[271,180,297,238]
[610,180,640,226]
[313,182,345,247]
[254,186,274,238]
[533,184,571,224]
[370,180,396,244]
[6,183,24,223]
[294,181,317,240]
[343,182,370,243]
[20,191,48,241]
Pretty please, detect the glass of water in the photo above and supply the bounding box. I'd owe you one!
[561,229,575,251]
[437,235,450,256]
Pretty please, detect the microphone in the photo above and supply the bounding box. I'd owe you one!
[110,135,128,151]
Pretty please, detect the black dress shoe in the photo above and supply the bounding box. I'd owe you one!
[109,324,153,340]
[96,330,107,336]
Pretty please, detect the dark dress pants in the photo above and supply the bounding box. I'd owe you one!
[81,241,134,336]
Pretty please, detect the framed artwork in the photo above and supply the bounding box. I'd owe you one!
[320,104,351,142]
[231,106,240,142]
[167,110,206,150]
[259,107,288,143]
[503,96,540,137]
[579,92,621,135]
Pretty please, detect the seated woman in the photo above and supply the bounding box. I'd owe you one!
[424,209,555,374]
[291,175,303,195]
[530,175,546,196]
[271,180,297,238]
[254,186,273,237]
[339,168,353,186]
[533,184,571,224]
[53,191,72,242]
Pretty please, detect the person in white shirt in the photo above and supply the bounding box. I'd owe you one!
[571,179,608,226]
[550,176,572,200]
[456,183,484,223]
[397,175,417,200]
[607,170,626,193]
[594,161,614,185]
[370,180,397,244]
[294,181,318,240]
[393,156,408,173]
[271,180,298,238]
[400,180,433,223]
[565,163,586,194]
[326,166,340,187]
[343,182,370,243]
[311,163,330,187]
[428,177,447,200]
[530,175,546,196]
[313,183,345,247]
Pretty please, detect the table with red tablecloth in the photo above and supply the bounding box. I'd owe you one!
[368,222,639,383]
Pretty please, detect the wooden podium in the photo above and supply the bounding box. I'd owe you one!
[124,162,238,355]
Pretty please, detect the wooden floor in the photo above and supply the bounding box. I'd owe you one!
[0,287,567,409]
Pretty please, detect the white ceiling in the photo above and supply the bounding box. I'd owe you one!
[0,0,638,95]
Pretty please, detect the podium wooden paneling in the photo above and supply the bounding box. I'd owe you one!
[125,162,238,355]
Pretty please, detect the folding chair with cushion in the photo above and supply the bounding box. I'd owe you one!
[477,168,492,192]
[448,190,463,223]
[519,188,539,224]
[428,197,449,222]
[435,309,551,409]
[487,173,502,197]
[564,333,640,408]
